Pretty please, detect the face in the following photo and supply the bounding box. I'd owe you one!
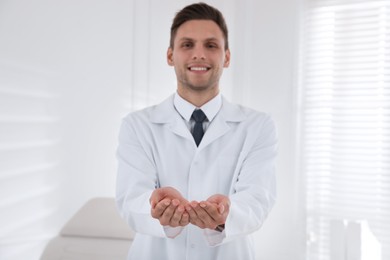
[167,20,230,94]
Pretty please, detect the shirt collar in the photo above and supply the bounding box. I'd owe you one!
[174,92,222,122]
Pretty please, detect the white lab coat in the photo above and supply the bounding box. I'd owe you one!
[116,94,277,260]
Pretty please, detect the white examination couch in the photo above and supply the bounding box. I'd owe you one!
[41,198,135,260]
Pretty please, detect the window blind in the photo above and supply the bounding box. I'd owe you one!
[300,0,390,259]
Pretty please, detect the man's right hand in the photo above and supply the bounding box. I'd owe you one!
[150,187,190,227]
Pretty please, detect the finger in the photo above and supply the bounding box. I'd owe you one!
[150,189,165,208]
[151,199,170,219]
[180,212,189,226]
[150,196,158,209]
[207,194,230,207]
[187,202,204,228]
[201,201,221,222]
[170,204,185,227]
[186,205,198,221]
[218,204,225,214]
[193,202,214,228]
[160,199,179,226]
[186,203,196,222]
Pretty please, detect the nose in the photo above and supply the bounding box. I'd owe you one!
[191,45,206,60]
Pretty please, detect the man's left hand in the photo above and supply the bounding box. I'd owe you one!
[186,194,230,230]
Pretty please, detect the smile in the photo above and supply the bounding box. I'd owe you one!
[188,66,211,71]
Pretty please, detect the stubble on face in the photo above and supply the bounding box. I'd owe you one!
[174,63,222,93]
[168,20,230,100]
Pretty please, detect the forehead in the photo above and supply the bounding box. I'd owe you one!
[174,20,224,42]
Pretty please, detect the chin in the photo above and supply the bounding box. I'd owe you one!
[188,85,213,92]
[187,82,217,91]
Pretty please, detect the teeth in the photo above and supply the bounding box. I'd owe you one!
[190,67,208,71]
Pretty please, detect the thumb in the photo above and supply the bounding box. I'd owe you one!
[218,204,225,214]
[150,189,164,208]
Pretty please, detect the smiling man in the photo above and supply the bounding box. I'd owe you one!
[168,18,230,107]
[116,3,278,260]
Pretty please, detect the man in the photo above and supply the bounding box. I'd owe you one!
[116,3,277,260]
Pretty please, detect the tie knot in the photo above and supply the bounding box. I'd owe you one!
[191,109,207,123]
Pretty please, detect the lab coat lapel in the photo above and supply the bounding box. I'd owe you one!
[198,97,245,150]
[198,114,229,149]
[149,95,193,141]
[150,95,246,148]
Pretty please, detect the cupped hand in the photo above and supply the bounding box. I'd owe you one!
[150,187,190,227]
[186,194,230,230]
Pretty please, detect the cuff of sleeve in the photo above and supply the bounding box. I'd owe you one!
[203,228,226,246]
[163,226,184,239]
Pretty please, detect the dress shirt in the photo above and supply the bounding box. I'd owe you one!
[173,92,222,133]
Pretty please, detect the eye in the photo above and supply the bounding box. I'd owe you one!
[182,42,193,48]
[206,43,218,49]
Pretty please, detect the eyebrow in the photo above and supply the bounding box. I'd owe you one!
[178,37,220,43]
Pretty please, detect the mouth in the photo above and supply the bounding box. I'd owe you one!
[188,65,211,72]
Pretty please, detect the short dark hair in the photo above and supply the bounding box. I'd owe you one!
[169,2,229,50]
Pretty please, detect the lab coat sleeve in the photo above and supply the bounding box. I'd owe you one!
[116,116,184,238]
[204,114,278,246]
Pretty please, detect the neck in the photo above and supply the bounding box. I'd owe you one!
[177,87,219,107]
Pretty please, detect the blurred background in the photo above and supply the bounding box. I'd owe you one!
[0,0,388,259]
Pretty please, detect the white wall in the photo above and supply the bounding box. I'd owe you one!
[0,0,133,258]
[0,0,304,259]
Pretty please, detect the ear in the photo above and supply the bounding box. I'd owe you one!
[223,49,231,68]
[167,47,174,66]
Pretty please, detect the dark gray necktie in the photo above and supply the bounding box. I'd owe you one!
[191,109,207,146]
